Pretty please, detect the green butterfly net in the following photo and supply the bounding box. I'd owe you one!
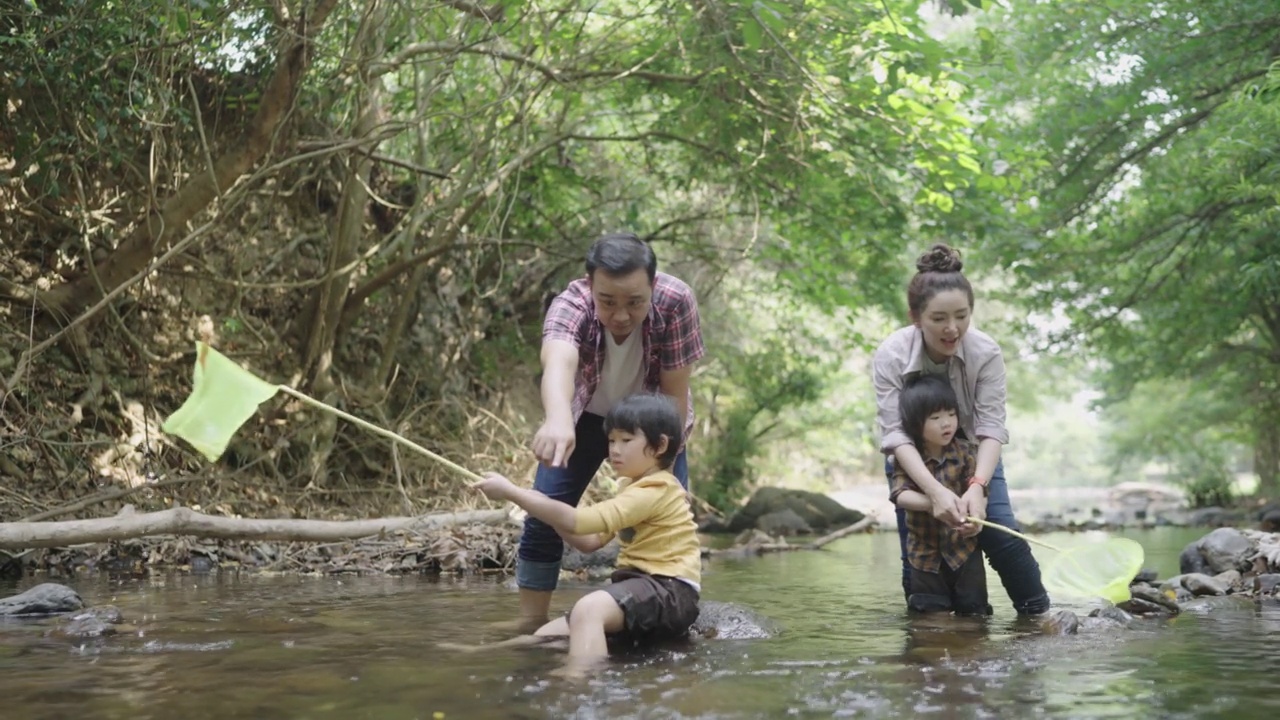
[1040,537,1146,605]
[162,341,481,482]
[969,518,1144,604]
[161,342,280,462]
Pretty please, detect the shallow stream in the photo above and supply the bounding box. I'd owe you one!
[2,527,1277,719]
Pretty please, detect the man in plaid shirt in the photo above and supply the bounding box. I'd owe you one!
[517,232,705,624]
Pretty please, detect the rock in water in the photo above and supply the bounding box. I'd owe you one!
[0,583,83,616]
[55,606,126,638]
[1196,528,1254,574]
[691,600,778,640]
[1039,609,1080,635]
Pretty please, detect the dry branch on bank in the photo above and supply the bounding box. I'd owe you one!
[0,506,511,551]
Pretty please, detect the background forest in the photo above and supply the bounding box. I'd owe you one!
[1,0,1277,523]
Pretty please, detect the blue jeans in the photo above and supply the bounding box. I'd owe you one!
[886,457,1049,615]
[517,412,689,591]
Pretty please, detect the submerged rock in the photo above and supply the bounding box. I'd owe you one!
[0,583,83,616]
[1087,605,1134,627]
[1039,609,1080,635]
[691,600,778,640]
[54,605,126,638]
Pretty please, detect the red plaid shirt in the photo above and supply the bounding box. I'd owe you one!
[889,440,979,573]
[543,272,704,437]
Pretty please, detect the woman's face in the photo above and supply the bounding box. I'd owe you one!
[914,289,971,362]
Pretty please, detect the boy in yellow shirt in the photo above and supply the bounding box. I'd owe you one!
[465,393,701,670]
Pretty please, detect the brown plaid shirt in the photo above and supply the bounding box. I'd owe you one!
[889,440,978,573]
[543,272,704,437]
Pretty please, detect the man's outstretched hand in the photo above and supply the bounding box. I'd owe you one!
[531,417,576,467]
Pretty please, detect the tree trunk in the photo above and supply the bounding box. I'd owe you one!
[1256,414,1280,498]
[36,0,341,317]
[0,507,510,550]
[299,0,387,487]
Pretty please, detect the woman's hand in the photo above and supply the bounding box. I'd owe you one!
[957,485,988,537]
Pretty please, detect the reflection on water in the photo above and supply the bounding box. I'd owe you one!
[1,527,1278,719]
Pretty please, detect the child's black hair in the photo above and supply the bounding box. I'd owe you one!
[898,374,960,450]
[602,393,682,469]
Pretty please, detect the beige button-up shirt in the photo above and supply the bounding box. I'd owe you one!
[872,325,1010,455]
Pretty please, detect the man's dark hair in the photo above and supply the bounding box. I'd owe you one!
[584,232,657,282]
[602,393,682,469]
[898,374,960,450]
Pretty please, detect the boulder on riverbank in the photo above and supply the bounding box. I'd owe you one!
[707,487,864,535]
[1115,528,1280,621]
[1044,529,1279,634]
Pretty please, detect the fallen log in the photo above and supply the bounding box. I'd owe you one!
[0,506,511,550]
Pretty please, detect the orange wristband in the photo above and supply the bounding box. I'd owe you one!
[966,476,989,497]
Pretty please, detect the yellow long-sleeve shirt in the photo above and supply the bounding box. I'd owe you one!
[572,470,701,585]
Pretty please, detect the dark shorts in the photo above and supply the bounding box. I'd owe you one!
[908,553,993,616]
[589,568,700,645]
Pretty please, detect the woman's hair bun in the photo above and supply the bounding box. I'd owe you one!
[915,243,963,274]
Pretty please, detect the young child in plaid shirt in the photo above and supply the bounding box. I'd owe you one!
[889,375,993,615]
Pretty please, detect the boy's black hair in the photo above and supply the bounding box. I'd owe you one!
[602,393,682,469]
[898,374,960,450]
[585,232,657,283]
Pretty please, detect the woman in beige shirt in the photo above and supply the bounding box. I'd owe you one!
[872,243,1050,616]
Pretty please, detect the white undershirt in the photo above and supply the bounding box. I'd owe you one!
[585,330,645,416]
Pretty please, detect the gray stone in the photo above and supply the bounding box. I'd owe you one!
[1180,573,1228,597]
[1196,528,1254,574]
[1212,569,1243,591]
[1179,542,1211,575]
[755,508,812,536]
[0,583,83,616]
[1039,609,1080,635]
[1088,605,1134,626]
[56,606,125,638]
[724,487,863,534]
[732,528,778,547]
[691,600,778,640]
[1133,568,1159,584]
[1253,574,1280,595]
[1180,595,1257,613]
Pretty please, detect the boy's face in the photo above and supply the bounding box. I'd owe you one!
[607,428,666,480]
[921,408,958,453]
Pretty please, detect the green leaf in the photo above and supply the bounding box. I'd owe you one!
[742,18,763,50]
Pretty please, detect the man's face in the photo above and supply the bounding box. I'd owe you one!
[589,268,652,339]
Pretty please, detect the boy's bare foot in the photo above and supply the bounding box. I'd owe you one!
[437,635,564,654]
[436,641,484,653]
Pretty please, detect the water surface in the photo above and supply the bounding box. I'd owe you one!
[2,527,1277,719]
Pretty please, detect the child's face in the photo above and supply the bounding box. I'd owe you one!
[921,408,958,452]
[607,428,664,479]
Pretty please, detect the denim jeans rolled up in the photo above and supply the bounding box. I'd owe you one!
[885,457,1049,615]
[517,412,689,591]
